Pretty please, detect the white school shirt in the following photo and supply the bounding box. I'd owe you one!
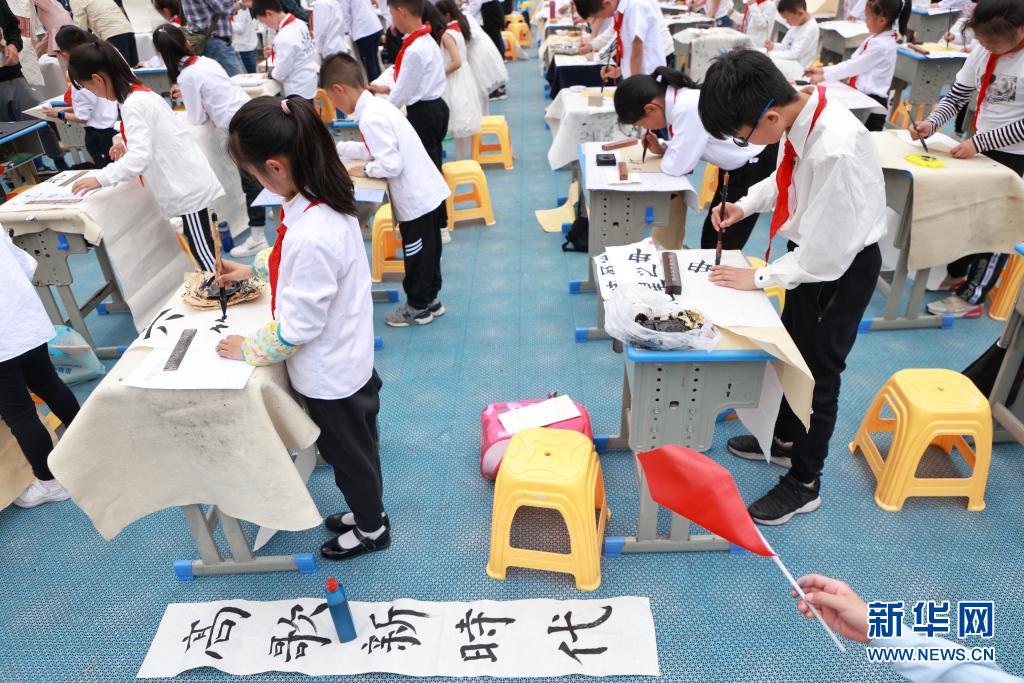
[312,0,349,57]
[275,193,375,400]
[736,87,886,289]
[337,90,450,221]
[739,0,777,48]
[661,86,762,176]
[339,0,382,41]
[954,44,1024,154]
[869,635,1017,683]
[71,86,118,129]
[822,30,897,99]
[388,31,447,108]
[96,89,225,218]
[272,14,319,98]
[771,18,820,69]
[178,56,250,129]
[0,228,54,363]
[844,0,866,21]
[232,9,260,52]
[615,0,667,77]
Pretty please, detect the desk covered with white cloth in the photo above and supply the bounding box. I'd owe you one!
[545,87,633,171]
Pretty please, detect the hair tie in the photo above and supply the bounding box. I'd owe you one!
[281,98,290,114]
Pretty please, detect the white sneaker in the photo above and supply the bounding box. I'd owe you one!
[440,227,452,244]
[13,479,70,508]
[229,234,269,258]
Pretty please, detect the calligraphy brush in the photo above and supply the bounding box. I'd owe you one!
[641,128,647,164]
[946,11,952,48]
[904,102,929,155]
[715,171,729,266]
[208,218,228,321]
[600,45,614,93]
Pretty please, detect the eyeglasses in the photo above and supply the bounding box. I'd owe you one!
[733,98,775,147]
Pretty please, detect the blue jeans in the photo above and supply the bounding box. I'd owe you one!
[202,37,245,77]
[238,49,258,74]
[714,15,735,28]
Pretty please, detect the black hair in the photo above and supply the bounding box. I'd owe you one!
[573,0,604,19]
[151,0,183,22]
[867,0,911,37]
[389,0,425,18]
[969,0,1024,40]
[67,39,142,103]
[421,1,447,43]
[698,49,798,139]
[55,25,92,52]
[435,0,471,39]
[229,96,356,218]
[251,0,283,16]
[152,23,194,83]
[776,0,806,14]
[319,51,367,89]
[614,67,698,124]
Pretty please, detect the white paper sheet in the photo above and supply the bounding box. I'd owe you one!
[735,363,784,463]
[892,128,960,153]
[138,596,660,678]
[818,20,869,39]
[3,170,99,206]
[121,333,255,390]
[497,395,583,434]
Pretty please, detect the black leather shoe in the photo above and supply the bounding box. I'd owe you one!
[320,527,391,561]
[325,511,390,535]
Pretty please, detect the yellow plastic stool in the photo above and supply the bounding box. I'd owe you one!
[986,253,1024,321]
[890,102,931,127]
[471,115,514,170]
[502,30,519,60]
[745,257,785,312]
[442,160,496,229]
[849,369,992,512]
[370,203,405,282]
[698,163,719,209]
[513,21,532,47]
[313,88,336,122]
[486,427,609,591]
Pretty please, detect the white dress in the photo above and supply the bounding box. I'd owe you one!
[464,13,508,95]
[442,27,483,138]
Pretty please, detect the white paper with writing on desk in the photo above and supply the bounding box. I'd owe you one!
[121,335,255,390]
[1,170,99,208]
[892,128,960,153]
[498,395,583,434]
[818,19,869,39]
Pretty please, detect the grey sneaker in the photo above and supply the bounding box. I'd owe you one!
[428,299,446,317]
[385,303,434,327]
[728,435,793,468]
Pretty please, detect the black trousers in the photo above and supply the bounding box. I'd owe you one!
[382,27,403,65]
[700,143,779,249]
[773,242,882,484]
[947,149,1024,304]
[181,207,217,272]
[0,343,80,481]
[84,126,117,168]
[863,94,888,132]
[239,168,266,229]
[480,0,506,55]
[355,30,383,82]
[107,32,139,67]
[406,97,449,171]
[304,371,384,531]
[399,201,445,309]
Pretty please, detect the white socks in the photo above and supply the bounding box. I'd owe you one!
[335,524,386,550]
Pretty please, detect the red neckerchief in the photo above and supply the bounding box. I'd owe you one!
[667,87,679,137]
[446,20,461,33]
[848,31,894,89]
[766,86,827,261]
[120,84,152,185]
[271,14,297,61]
[972,39,1024,134]
[171,15,181,25]
[63,83,72,104]
[269,200,321,315]
[182,55,199,68]
[613,10,624,65]
[394,24,433,79]
[740,0,766,34]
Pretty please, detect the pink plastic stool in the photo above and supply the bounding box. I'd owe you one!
[480,399,594,480]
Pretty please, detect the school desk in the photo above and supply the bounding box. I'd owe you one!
[0,120,48,191]
[545,86,634,171]
[665,13,715,34]
[133,66,173,96]
[818,20,869,63]
[673,27,752,81]
[3,174,190,356]
[572,142,697,342]
[546,54,605,98]
[908,4,960,43]
[46,284,325,579]
[892,45,966,115]
[23,103,90,165]
[540,34,582,69]
[991,245,1024,447]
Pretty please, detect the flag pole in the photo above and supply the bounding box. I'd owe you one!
[760,533,847,654]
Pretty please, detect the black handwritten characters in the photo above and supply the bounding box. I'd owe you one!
[269,603,332,662]
[628,248,653,263]
[143,309,185,339]
[548,605,612,664]
[362,607,430,654]
[455,609,517,663]
[182,606,253,660]
[687,259,712,274]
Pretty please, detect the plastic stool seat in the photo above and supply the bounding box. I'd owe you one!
[698,163,718,210]
[486,428,609,591]
[849,368,992,512]
[442,160,496,229]
[471,115,514,170]
[370,203,404,282]
[987,253,1024,321]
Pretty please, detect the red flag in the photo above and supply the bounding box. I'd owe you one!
[637,445,775,557]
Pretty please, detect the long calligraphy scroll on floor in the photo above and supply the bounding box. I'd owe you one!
[138,596,660,678]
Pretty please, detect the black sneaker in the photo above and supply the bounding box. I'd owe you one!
[428,299,446,317]
[320,527,391,561]
[727,435,793,468]
[325,511,390,535]
[748,474,821,526]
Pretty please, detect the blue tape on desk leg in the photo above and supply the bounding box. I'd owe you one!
[544,122,550,131]
[374,336,383,350]
[556,196,566,205]
[593,435,609,452]
[715,409,736,423]
[562,222,571,235]
[56,234,68,251]
[644,207,654,224]
[575,327,589,343]
[172,560,194,581]
[569,279,582,293]
[117,344,128,356]
[941,314,955,330]
[729,544,748,557]
[293,553,317,574]
[603,537,625,557]
[97,302,108,315]
[857,317,873,333]
[386,289,399,303]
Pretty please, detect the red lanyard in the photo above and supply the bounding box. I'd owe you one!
[613,11,624,66]
[446,20,461,33]
[972,39,1024,134]
[394,24,433,79]
[269,200,321,316]
[171,15,181,25]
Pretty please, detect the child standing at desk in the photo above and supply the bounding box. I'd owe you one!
[572,0,667,80]
[68,40,226,273]
[436,0,507,110]
[152,23,269,258]
[700,49,886,525]
[738,0,778,49]
[613,66,774,250]
[232,1,261,73]
[322,52,450,327]
[430,1,482,161]
[913,0,1024,319]
[767,0,821,74]
[215,96,388,561]
[369,0,449,170]
[253,0,319,100]
[807,0,910,131]
[339,0,386,82]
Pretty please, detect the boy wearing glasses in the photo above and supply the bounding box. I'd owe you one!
[697,49,886,526]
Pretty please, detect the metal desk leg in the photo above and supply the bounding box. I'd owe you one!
[991,305,1024,444]
[93,243,129,313]
[596,367,632,452]
[34,284,62,326]
[372,289,400,303]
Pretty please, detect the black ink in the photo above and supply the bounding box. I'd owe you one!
[361,607,430,654]
[548,606,612,643]
[456,610,516,641]
[182,607,253,660]
[210,323,229,333]
[143,311,184,339]
[269,603,331,662]
[636,264,658,278]
[599,265,616,276]
[687,260,712,273]
[455,609,516,663]
[460,643,500,662]
[558,641,609,663]
[637,281,664,291]
[627,249,652,263]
